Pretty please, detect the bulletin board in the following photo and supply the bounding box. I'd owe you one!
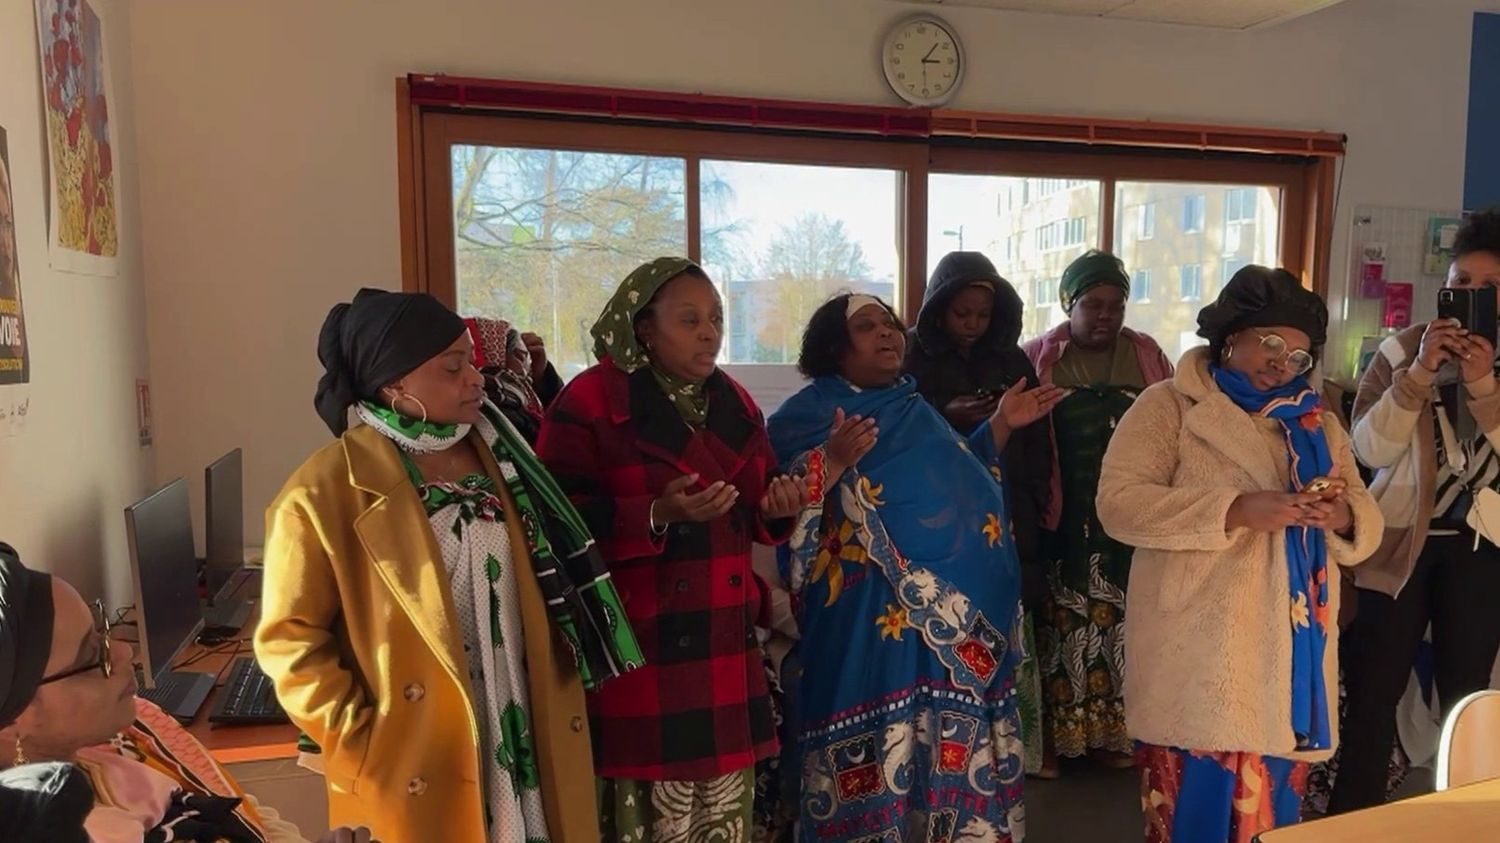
[1340,204,1462,380]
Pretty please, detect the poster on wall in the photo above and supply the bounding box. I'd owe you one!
[1425,217,1464,276]
[0,128,29,386]
[34,0,120,276]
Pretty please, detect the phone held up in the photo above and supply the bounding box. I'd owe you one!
[1437,286,1499,346]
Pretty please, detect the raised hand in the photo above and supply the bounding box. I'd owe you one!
[653,474,738,525]
[992,379,1065,431]
[760,474,811,520]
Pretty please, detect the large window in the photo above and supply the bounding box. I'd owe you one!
[1114,181,1283,361]
[698,160,900,364]
[450,145,687,377]
[408,102,1337,380]
[928,174,1102,339]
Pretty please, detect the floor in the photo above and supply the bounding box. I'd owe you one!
[1022,758,1436,842]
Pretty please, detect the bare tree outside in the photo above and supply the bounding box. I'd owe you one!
[757,213,872,360]
[452,145,689,376]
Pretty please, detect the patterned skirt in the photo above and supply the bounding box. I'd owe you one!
[1138,744,1309,843]
[599,770,755,843]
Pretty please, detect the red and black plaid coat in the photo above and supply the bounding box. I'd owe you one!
[536,359,789,781]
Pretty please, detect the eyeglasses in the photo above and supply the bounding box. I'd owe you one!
[39,600,113,685]
[1252,329,1315,376]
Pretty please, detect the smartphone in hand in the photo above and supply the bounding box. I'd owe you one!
[1438,286,1499,345]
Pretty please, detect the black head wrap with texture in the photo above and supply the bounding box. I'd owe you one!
[1196,265,1328,350]
[314,288,468,436]
[0,543,55,728]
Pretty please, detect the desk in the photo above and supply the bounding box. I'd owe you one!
[1257,778,1500,842]
[126,576,301,764]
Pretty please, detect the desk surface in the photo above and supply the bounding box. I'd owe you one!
[1259,778,1500,842]
[128,575,300,764]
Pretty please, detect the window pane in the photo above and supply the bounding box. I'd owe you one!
[928,174,1103,341]
[700,160,901,365]
[1113,181,1282,362]
[451,145,687,380]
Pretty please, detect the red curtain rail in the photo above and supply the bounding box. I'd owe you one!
[407,74,1346,157]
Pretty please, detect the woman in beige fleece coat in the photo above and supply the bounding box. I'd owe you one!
[1097,266,1382,842]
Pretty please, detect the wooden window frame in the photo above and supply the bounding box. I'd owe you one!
[398,77,1341,322]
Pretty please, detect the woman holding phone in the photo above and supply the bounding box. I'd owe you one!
[1097,265,1381,841]
[904,251,1054,775]
[1331,209,1500,813]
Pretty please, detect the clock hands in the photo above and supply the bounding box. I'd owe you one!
[921,44,940,65]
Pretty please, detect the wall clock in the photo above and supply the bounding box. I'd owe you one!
[881,15,964,107]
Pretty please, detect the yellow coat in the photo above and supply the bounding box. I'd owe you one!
[254,424,598,842]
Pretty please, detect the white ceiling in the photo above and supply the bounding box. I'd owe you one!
[895,0,1353,30]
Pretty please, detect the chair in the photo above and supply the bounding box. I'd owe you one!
[1435,689,1500,790]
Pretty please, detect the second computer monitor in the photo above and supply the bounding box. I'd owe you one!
[204,448,244,603]
[125,478,204,687]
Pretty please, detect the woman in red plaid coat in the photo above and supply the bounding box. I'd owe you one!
[536,257,810,841]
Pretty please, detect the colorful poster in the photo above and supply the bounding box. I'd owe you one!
[1384,282,1414,330]
[1359,260,1387,299]
[0,127,28,386]
[1426,217,1463,276]
[35,0,119,276]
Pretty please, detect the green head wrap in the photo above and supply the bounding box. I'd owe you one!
[1059,250,1130,312]
[590,256,713,425]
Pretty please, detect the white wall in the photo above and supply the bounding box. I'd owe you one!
[0,0,152,603]
[124,0,1495,535]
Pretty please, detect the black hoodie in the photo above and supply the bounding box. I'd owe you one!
[903,252,1052,607]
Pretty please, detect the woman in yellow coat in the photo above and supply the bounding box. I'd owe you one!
[255,289,643,843]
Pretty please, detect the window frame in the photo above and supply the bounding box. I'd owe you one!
[1131,268,1152,303]
[1138,202,1157,241]
[398,79,1341,324]
[1183,194,1206,234]
[1180,263,1203,301]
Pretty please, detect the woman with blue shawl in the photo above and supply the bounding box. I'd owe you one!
[1095,266,1382,842]
[768,294,1062,842]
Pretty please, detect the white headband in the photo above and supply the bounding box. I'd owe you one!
[845,295,883,320]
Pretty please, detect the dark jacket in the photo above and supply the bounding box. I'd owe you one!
[903,253,1052,608]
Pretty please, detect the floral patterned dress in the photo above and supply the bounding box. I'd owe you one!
[408,458,550,843]
[770,376,1026,842]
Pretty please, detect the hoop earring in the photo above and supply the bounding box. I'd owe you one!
[13,735,27,766]
[397,392,429,424]
[1221,343,1234,364]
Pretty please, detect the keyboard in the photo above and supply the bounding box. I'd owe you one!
[137,668,215,723]
[209,656,289,725]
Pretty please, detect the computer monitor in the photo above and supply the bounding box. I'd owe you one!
[125,479,205,688]
[204,448,244,603]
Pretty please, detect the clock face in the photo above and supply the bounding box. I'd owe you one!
[882,16,963,107]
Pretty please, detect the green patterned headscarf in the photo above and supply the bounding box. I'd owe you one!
[1060,250,1131,312]
[590,256,713,426]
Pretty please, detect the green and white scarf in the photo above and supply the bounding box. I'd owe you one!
[359,400,645,689]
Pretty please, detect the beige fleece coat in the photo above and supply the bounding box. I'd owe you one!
[1097,348,1384,760]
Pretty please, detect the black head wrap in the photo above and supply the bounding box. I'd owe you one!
[314,288,468,436]
[0,762,93,843]
[1196,265,1328,350]
[0,543,55,728]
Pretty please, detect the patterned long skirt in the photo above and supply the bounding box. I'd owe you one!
[599,770,755,843]
[1138,744,1309,843]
